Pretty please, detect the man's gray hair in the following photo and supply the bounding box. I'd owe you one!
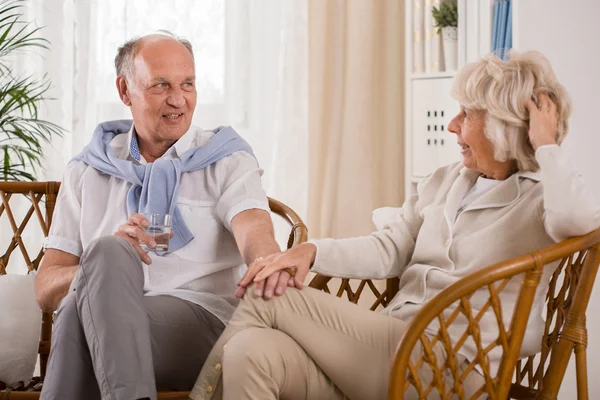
[114,30,194,79]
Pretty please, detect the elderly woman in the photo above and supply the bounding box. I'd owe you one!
[190,51,600,400]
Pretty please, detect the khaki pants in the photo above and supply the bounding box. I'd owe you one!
[190,286,483,400]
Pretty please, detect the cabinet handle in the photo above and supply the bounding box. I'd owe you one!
[441,139,444,145]
[434,139,438,145]
[427,139,431,145]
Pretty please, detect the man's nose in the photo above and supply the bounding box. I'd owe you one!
[167,89,186,108]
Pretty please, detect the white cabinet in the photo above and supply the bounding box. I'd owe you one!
[404,0,506,194]
[411,78,461,178]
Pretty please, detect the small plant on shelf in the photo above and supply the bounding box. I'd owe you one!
[432,1,458,34]
[432,1,458,71]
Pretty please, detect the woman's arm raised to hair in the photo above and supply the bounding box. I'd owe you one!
[527,95,600,240]
[537,145,600,241]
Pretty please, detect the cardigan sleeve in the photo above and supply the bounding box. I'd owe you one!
[536,145,600,242]
[308,189,424,280]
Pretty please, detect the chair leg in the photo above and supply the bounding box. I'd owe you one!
[575,343,588,400]
[538,339,574,400]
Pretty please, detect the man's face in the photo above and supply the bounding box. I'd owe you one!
[122,38,197,144]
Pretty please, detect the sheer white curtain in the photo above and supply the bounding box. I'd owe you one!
[14,0,307,250]
[30,0,308,219]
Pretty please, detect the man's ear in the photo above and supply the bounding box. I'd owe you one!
[116,76,132,106]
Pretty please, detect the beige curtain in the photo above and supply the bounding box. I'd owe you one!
[308,0,405,239]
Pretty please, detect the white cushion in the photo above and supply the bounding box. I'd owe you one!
[0,274,41,385]
[372,207,404,230]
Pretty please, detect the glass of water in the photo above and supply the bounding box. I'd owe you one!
[140,213,171,252]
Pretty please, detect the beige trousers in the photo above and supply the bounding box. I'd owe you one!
[190,286,483,400]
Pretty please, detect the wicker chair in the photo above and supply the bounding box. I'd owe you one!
[0,181,308,400]
[384,228,600,400]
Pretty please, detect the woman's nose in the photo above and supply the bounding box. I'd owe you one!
[447,114,460,135]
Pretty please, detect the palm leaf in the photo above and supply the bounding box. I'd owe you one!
[0,0,64,181]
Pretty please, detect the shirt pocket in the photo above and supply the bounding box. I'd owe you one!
[174,197,223,262]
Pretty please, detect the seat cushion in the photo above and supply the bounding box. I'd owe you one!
[0,274,41,385]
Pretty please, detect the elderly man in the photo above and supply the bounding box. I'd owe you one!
[36,32,291,400]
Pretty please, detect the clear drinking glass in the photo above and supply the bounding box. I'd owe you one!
[140,213,171,252]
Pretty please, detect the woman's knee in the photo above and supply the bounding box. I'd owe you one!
[222,328,309,396]
[223,328,288,370]
[241,284,308,309]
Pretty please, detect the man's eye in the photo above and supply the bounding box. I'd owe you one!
[155,83,167,88]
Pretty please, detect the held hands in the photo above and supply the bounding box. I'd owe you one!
[235,243,317,300]
[527,93,559,150]
[113,212,174,264]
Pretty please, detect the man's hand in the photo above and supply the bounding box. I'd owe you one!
[234,263,295,299]
[113,212,173,264]
[236,243,317,298]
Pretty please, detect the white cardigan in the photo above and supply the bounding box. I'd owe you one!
[310,145,600,375]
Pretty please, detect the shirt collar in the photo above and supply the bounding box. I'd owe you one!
[458,166,541,182]
[454,166,541,212]
[124,124,197,164]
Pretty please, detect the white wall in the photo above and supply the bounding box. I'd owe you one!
[514,1,600,397]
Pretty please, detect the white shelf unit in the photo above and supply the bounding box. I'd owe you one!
[404,0,515,196]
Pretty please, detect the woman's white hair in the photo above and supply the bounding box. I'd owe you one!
[451,50,571,172]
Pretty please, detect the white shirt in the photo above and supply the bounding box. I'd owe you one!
[44,125,270,324]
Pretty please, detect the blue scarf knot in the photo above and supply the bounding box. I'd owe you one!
[73,119,254,253]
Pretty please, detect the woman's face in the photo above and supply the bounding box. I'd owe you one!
[447,107,514,179]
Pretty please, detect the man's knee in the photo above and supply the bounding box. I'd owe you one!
[78,236,143,289]
[81,236,139,272]
[83,236,133,260]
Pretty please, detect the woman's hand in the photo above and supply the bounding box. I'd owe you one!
[527,93,558,150]
[236,243,317,299]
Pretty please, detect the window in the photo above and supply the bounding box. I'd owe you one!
[95,0,226,127]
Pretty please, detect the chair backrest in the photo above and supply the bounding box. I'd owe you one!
[0,181,59,378]
[0,181,308,380]
[511,232,600,399]
[387,228,600,400]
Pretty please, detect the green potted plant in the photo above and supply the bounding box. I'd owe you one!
[432,1,458,71]
[0,0,63,181]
